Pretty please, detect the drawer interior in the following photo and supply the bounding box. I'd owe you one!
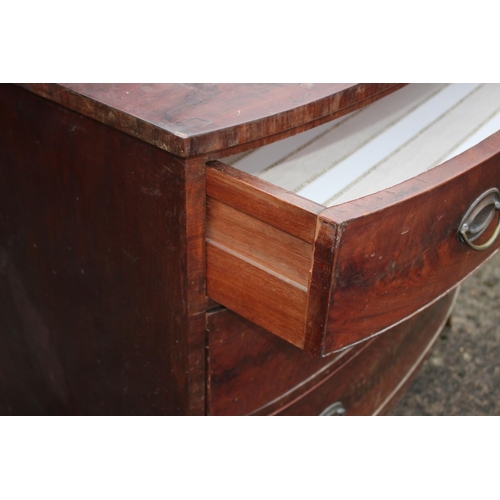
[225,83,500,206]
[207,84,500,356]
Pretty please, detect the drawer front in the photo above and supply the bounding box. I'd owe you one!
[207,291,457,416]
[314,131,500,354]
[207,131,500,356]
[206,308,354,416]
[275,291,457,416]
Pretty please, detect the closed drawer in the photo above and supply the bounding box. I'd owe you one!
[207,85,500,356]
[206,307,351,416]
[207,290,456,415]
[274,291,457,416]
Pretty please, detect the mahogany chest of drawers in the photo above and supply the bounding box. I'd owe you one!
[1,83,499,415]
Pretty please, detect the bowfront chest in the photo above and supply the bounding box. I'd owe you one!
[1,83,498,415]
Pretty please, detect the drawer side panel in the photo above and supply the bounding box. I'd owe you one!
[206,162,321,348]
[207,242,307,348]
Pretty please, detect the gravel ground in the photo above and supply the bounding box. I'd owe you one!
[389,251,500,416]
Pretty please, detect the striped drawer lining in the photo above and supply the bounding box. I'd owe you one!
[222,83,500,206]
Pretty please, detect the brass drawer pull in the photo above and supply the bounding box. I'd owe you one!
[459,188,500,251]
[319,401,346,416]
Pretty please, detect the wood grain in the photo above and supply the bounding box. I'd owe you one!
[207,130,500,356]
[18,84,406,158]
[207,198,312,288]
[276,292,456,416]
[206,161,323,348]
[207,161,323,242]
[6,81,474,415]
[303,218,338,355]
[0,85,207,415]
[207,242,307,348]
[206,308,361,416]
[207,292,455,415]
[318,130,500,354]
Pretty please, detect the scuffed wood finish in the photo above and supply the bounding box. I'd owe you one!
[318,130,500,354]
[303,218,338,354]
[276,292,456,416]
[0,85,206,415]
[18,83,406,158]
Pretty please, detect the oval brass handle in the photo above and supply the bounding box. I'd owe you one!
[319,401,346,416]
[459,188,500,251]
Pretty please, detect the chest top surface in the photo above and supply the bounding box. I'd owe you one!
[18,83,403,158]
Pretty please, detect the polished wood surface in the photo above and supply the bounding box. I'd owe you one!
[2,82,493,415]
[207,307,360,416]
[206,131,500,356]
[0,85,206,414]
[277,292,456,416]
[208,292,456,416]
[318,130,500,354]
[18,84,405,157]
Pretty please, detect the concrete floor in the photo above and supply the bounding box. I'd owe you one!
[389,251,500,416]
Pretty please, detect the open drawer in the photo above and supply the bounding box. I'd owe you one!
[206,84,500,356]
